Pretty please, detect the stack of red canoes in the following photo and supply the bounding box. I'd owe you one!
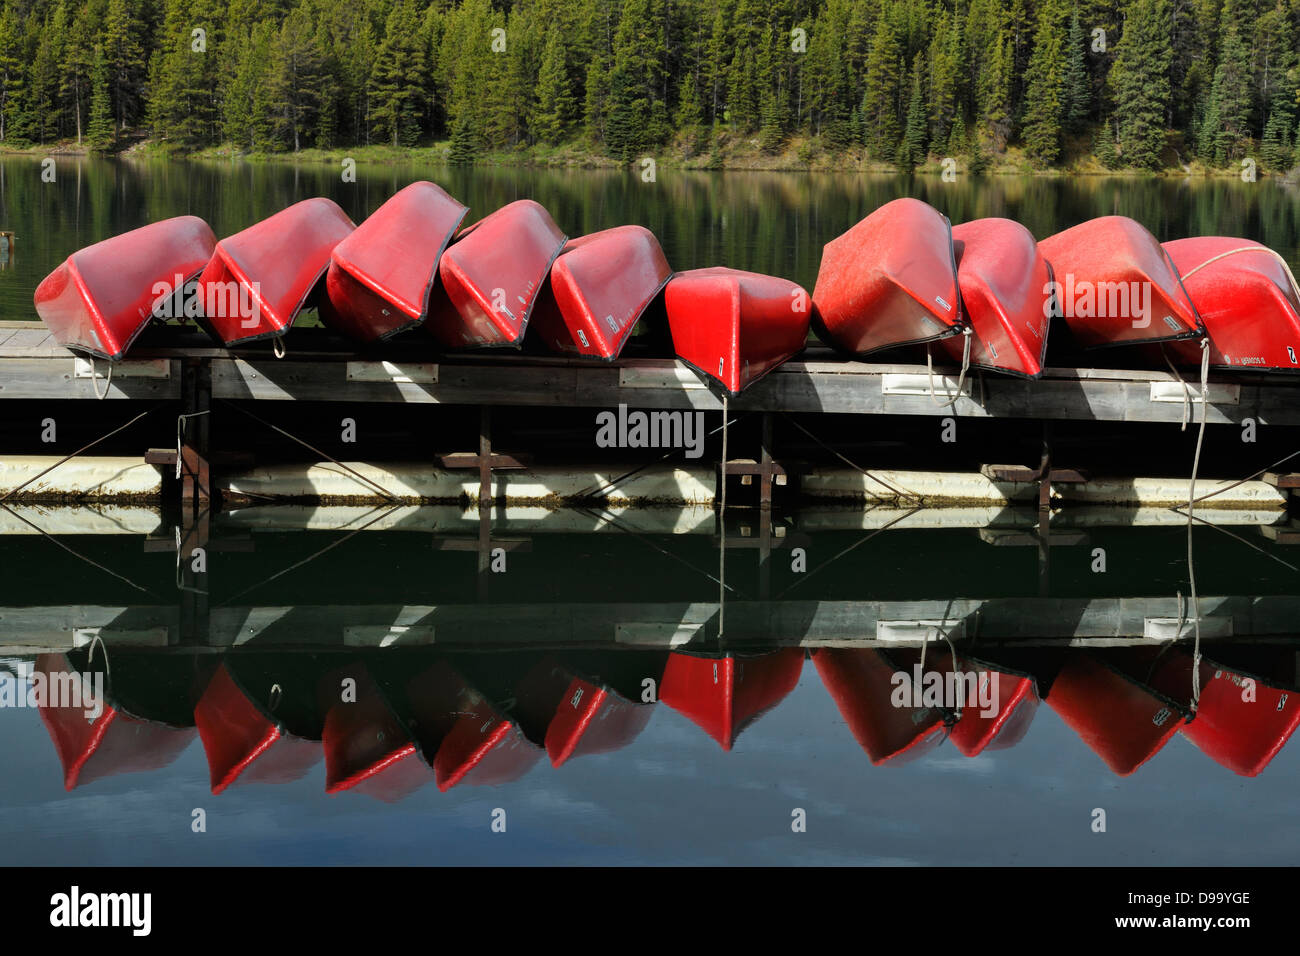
[32,186,1300,388]
[32,640,1300,798]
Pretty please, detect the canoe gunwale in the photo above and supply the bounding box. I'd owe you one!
[331,202,470,333]
[439,231,569,351]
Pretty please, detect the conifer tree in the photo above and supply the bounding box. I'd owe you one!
[896,53,927,167]
[862,12,901,158]
[1061,8,1089,132]
[1107,0,1173,168]
[1022,0,1066,165]
[533,21,576,143]
[85,44,113,151]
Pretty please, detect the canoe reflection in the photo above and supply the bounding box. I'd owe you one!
[24,641,1300,798]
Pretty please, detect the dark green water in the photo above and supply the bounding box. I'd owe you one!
[0,510,1298,865]
[4,156,1300,320]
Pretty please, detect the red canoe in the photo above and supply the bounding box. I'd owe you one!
[936,218,1052,378]
[1160,237,1300,371]
[198,197,356,346]
[663,267,811,396]
[34,654,197,790]
[946,653,1040,757]
[811,197,962,356]
[426,199,567,349]
[529,225,672,359]
[1144,648,1300,777]
[193,659,321,794]
[658,649,803,750]
[403,660,541,791]
[1045,651,1189,776]
[1036,216,1202,348]
[34,216,216,361]
[318,182,468,343]
[319,662,430,802]
[544,676,655,767]
[812,648,949,765]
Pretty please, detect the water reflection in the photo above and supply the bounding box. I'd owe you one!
[3,503,1299,816]
[5,156,1300,322]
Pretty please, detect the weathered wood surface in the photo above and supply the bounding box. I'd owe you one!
[5,329,1300,424]
[2,595,1296,654]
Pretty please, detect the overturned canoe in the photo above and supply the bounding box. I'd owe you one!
[658,648,803,750]
[936,218,1052,378]
[1045,651,1188,776]
[539,652,664,767]
[1160,237,1300,371]
[198,197,355,347]
[403,659,541,791]
[1036,216,1202,348]
[193,656,323,794]
[812,197,962,357]
[33,652,202,791]
[319,661,431,802]
[664,267,811,396]
[1144,648,1300,777]
[34,216,216,361]
[426,199,567,349]
[945,652,1040,757]
[529,225,672,359]
[319,181,468,343]
[813,648,949,765]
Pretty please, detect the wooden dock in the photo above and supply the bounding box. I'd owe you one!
[3,320,1299,425]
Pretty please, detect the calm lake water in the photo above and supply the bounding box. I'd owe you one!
[0,508,1298,866]
[2,160,1300,866]
[4,156,1300,320]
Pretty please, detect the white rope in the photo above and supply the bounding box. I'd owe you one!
[718,395,728,643]
[1185,339,1209,713]
[1179,244,1300,307]
[85,631,111,695]
[273,335,286,359]
[176,410,211,480]
[90,358,112,400]
[926,327,973,408]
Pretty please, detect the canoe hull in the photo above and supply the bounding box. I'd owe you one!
[812,197,962,356]
[664,267,811,396]
[938,218,1052,378]
[319,181,468,343]
[198,197,355,346]
[426,199,567,349]
[659,649,803,750]
[34,216,216,361]
[813,648,949,765]
[529,225,672,359]
[1146,649,1300,777]
[1160,237,1300,371]
[1037,216,1202,349]
[1046,651,1188,776]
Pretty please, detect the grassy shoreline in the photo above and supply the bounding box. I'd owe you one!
[0,132,1275,179]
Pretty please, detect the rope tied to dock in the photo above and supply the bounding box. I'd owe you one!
[90,357,113,400]
[176,410,211,480]
[0,408,152,505]
[925,326,973,409]
[273,335,286,359]
[718,395,728,643]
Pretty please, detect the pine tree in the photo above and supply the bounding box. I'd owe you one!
[268,7,322,151]
[85,44,113,151]
[896,53,927,168]
[532,21,576,144]
[0,3,21,143]
[1205,18,1252,164]
[1061,8,1089,133]
[861,12,901,158]
[1022,0,1066,166]
[1107,0,1173,168]
[928,7,961,149]
[370,0,427,148]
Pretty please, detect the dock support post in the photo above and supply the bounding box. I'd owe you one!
[478,406,491,598]
[1038,424,1052,596]
[179,358,211,507]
